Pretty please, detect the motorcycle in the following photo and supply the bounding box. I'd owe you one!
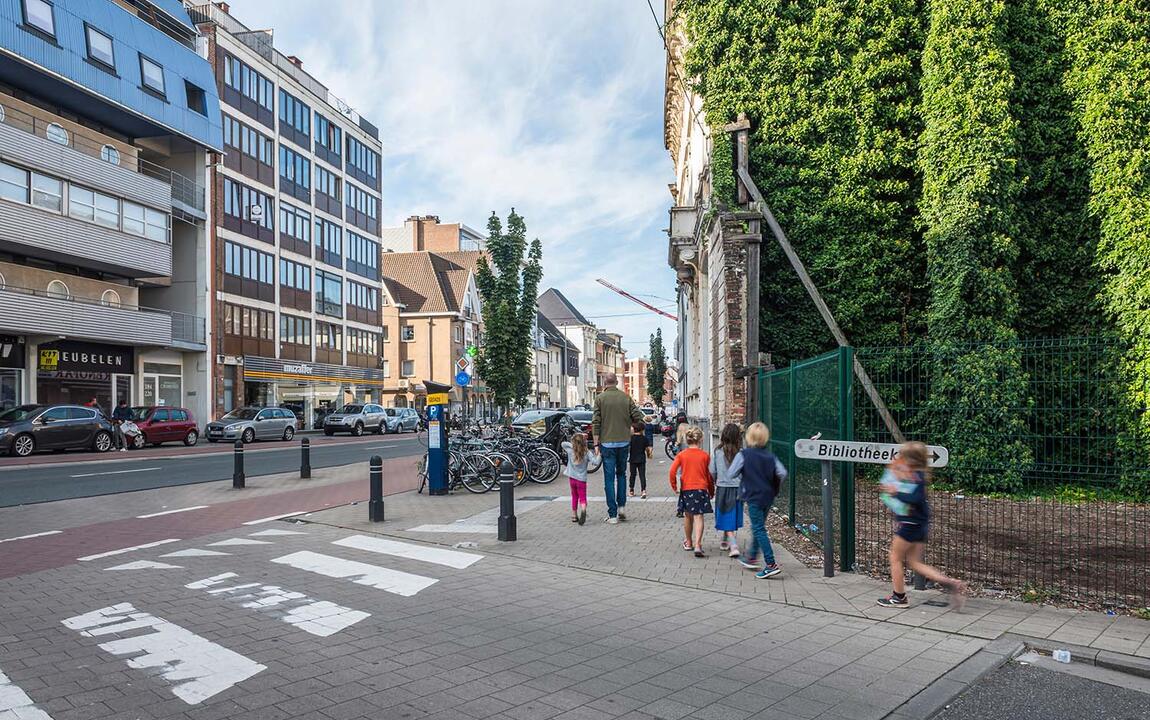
[119,419,144,450]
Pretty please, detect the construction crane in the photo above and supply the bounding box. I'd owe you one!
[596,278,678,321]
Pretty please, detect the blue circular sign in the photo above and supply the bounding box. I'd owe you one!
[455,371,471,386]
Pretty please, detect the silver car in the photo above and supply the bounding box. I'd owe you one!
[205,406,297,444]
[383,407,420,433]
[323,403,386,436]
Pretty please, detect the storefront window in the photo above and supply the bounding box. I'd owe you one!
[142,363,182,407]
[35,341,133,413]
[0,369,22,411]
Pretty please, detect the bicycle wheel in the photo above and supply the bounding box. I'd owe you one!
[665,438,678,460]
[507,451,530,486]
[460,453,496,494]
[417,453,428,494]
[526,446,561,484]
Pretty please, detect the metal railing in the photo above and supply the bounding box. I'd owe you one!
[0,101,205,212]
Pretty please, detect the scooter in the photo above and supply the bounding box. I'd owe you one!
[119,419,145,449]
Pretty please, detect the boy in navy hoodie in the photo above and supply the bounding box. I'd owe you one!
[730,422,788,579]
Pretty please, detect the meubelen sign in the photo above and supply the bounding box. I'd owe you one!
[794,438,950,468]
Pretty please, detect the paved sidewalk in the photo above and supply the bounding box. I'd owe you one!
[306,477,1150,660]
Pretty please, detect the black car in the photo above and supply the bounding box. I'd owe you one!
[0,404,116,457]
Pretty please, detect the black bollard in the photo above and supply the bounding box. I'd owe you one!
[497,462,516,542]
[232,439,245,489]
[368,455,384,522]
[300,437,311,479]
[821,459,834,578]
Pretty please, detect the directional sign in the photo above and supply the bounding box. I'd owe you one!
[793,439,949,468]
[455,371,471,387]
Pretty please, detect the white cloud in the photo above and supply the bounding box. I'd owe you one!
[227,0,678,355]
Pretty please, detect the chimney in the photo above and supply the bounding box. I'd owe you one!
[216,2,230,13]
[286,55,303,69]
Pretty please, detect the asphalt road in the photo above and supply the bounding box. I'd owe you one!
[0,434,424,507]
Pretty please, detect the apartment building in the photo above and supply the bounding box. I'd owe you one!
[595,330,625,391]
[190,3,385,428]
[538,288,600,407]
[0,0,221,418]
[535,312,578,409]
[380,214,485,254]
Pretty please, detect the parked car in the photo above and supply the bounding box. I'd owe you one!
[384,407,420,433]
[205,407,297,444]
[130,406,198,448]
[323,403,387,436]
[0,404,115,457]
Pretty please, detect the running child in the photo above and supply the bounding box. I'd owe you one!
[732,422,787,578]
[710,423,744,558]
[562,433,595,525]
[877,441,967,609]
[628,421,650,498]
[668,426,714,557]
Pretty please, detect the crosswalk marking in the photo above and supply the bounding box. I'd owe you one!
[333,535,483,569]
[62,603,265,705]
[161,549,230,558]
[77,539,180,562]
[242,512,307,525]
[208,538,272,547]
[407,498,553,533]
[1,667,53,719]
[270,551,437,597]
[186,573,370,637]
[105,561,182,571]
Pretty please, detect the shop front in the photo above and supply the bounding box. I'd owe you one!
[36,340,134,412]
[1,335,26,411]
[242,356,388,430]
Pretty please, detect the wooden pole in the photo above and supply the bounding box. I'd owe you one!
[724,114,761,425]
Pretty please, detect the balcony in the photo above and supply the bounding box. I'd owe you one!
[0,283,205,349]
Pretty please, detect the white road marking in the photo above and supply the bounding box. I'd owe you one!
[271,551,437,597]
[407,498,553,533]
[242,512,307,525]
[333,535,483,569]
[105,561,182,571]
[0,530,62,544]
[248,529,307,537]
[207,538,272,547]
[69,467,162,478]
[136,506,208,519]
[77,539,180,562]
[0,666,54,719]
[186,573,370,637]
[161,549,230,558]
[62,602,265,705]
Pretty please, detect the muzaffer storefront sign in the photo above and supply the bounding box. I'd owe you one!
[37,341,134,374]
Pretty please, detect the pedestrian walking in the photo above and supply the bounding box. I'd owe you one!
[643,415,656,457]
[734,422,787,578]
[111,400,133,452]
[562,433,595,525]
[592,372,644,524]
[668,426,713,557]
[710,423,744,558]
[877,442,967,610]
[628,421,650,498]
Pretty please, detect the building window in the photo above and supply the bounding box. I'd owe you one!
[0,162,29,203]
[347,281,377,311]
[346,232,379,280]
[279,145,311,188]
[346,183,378,220]
[223,53,273,112]
[280,314,311,345]
[222,177,274,230]
[139,55,165,97]
[185,81,207,115]
[100,144,121,165]
[85,25,115,70]
[44,122,68,146]
[401,326,415,342]
[223,241,274,284]
[279,89,311,139]
[314,218,342,266]
[22,0,54,37]
[100,289,121,307]
[346,136,379,181]
[224,304,274,340]
[454,325,462,343]
[46,279,69,299]
[381,359,390,378]
[382,326,389,343]
[123,201,168,242]
[315,270,342,318]
[315,165,340,201]
[223,116,273,165]
[401,360,415,377]
[347,327,378,357]
[30,173,61,212]
[316,322,342,350]
[279,202,311,244]
[314,112,342,158]
[279,257,311,291]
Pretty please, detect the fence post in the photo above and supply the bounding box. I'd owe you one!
[300,437,311,479]
[788,363,797,527]
[368,455,384,522]
[839,345,855,572]
[232,439,245,489]
[821,459,834,578]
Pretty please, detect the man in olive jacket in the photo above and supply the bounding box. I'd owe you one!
[593,373,644,523]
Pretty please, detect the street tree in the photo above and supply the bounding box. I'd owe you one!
[475,209,543,415]
[646,329,668,407]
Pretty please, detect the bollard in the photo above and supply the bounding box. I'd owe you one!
[821,459,833,578]
[497,462,517,541]
[232,439,245,489]
[368,455,384,522]
[300,437,311,479]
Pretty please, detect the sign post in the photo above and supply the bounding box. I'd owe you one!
[425,380,452,495]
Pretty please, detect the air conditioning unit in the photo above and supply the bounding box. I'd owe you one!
[398,379,410,390]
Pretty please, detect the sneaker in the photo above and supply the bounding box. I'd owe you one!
[877,594,909,608]
[693,548,705,558]
[756,564,782,579]
[119,448,127,452]
[618,511,627,522]
[628,490,635,497]
[682,540,694,551]
[738,557,760,570]
[605,517,619,525]
[578,505,587,525]
[719,540,730,551]
[728,546,741,559]
[641,491,647,499]
[571,516,579,523]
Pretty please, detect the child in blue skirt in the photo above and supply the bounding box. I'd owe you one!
[709,423,744,558]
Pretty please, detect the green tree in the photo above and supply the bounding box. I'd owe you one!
[475,209,544,413]
[646,329,668,406]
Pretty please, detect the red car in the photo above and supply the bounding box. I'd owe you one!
[129,406,199,448]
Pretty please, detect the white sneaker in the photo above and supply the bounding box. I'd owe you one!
[605,517,619,525]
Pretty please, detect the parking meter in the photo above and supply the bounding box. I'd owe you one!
[425,380,450,495]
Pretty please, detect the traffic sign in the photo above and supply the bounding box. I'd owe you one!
[793,439,949,468]
[467,345,478,358]
[456,357,469,373]
[455,371,471,387]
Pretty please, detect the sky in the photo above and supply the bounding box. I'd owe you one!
[228,0,680,358]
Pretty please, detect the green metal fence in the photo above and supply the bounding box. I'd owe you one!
[756,347,854,570]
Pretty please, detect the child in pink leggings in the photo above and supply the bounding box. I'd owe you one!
[562,433,595,526]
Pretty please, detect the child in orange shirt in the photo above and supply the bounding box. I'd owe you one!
[669,426,715,557]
